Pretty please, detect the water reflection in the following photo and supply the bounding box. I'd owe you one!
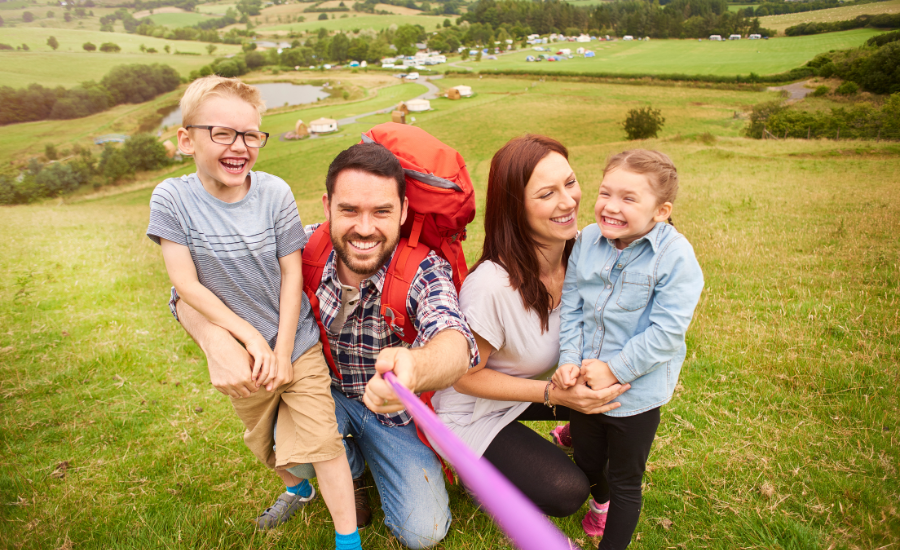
[158,83,330,129]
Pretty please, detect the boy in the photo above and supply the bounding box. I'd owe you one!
[146,76,361,550]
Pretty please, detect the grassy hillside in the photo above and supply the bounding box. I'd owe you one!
[458,29,881,76]
[252,13,450,34]
[759,0,900,34]
[144,11,223,28]
[1,75,898,550]
[0,28,242,89]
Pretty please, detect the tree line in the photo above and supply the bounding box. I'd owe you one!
[460,0,774,40]
[0,64,180,126]
[784,13,900,37]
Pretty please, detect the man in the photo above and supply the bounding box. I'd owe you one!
[174,142,476,549]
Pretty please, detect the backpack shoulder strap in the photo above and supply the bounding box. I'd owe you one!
[301,223,342,380]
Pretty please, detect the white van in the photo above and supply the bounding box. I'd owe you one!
[709,35,722,41]
[407,72,419,80]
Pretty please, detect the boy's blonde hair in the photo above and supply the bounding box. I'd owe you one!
[604,149,679,205]
[179,76,266,128]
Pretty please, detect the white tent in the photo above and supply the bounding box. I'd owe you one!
[310,118,338,133]
[452,85,473,97]
[406,99,431,112]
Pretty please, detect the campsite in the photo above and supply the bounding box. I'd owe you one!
[1,0,898,548]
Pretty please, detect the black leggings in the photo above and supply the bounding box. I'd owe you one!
[570,407,661,550]
[481,403,590,517]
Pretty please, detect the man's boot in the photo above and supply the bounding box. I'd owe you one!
[353,477,372,528]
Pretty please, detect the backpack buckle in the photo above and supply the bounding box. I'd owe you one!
[384,307,406,338]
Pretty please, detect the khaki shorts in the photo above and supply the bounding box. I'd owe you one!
[229,342,344,469]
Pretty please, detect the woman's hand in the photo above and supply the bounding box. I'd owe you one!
[551,380,630,415]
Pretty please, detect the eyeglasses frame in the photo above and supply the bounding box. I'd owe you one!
[184,125,270,148]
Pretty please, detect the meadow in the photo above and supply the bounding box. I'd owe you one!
[758,0,900,34]
[252,13,451,34]
[460,29,882,76]
[144,11,223,28]
[1,73,898,550]
[0,27,242,89]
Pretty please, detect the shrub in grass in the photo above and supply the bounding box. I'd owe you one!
[837,81,859,95]
[22,11,34,22]
[45,144,58,161]
[99,144,134,183]
[47,36,58,50]
[811,85,829,97]
[121,134,168,172]
[318,12,328,20]
[99,42,121,53]
[83,41,96,51]
[622,106,665,140]
[0,43,13,50]
[746,93,900,140]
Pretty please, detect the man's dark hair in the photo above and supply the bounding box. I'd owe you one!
[325,142,406,201]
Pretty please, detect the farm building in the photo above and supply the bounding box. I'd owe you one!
[395,102,410,116]
[309,118,338,133]
[406,99,431,112]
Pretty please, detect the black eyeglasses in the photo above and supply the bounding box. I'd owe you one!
[185,125,269,148]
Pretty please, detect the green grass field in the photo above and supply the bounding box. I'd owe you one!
[255,13,450,34]
[195,2,239,15]
[759,0,900,34]
[0,28,242,89]
[1,75,898,550]
[144,11,223,28]
[460,29,881,76]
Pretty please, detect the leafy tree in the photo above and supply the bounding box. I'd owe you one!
[45,144,58,160]
[122,134,168,172]
[318,12,328,20]
[622,106,665,140]
[244,50,266,68]
[23,11,34,22]
[47,11,54,18]
[99,42,121,53]
[99,145,133,183]
[47,36,59,50]
[101,64,180,104]
[64,12,72,22]
[329,32,350,62]
[164,44,170,53]
[83,42,97,52]
[0,15,5,27]
[236,0,262,16]
[206,43,217,55]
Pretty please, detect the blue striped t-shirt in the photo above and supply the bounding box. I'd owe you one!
[146,171,319,362]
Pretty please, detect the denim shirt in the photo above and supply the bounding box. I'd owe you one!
[559,222,704,417]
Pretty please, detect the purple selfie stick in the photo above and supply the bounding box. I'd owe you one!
[383,372,580,550]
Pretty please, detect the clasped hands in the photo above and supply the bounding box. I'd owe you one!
[552,358,621,391]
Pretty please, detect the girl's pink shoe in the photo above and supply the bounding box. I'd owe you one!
[582,498,609,537]
[549,423,572,448]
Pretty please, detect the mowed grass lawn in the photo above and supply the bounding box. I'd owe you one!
[1,77,899,550]
[759,0,900,34]
[0,28,242,88]
[462,29,881,76]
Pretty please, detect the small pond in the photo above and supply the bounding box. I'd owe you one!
[158,83,331,130]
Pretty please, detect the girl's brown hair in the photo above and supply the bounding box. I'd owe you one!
[476,135,574,333]
[604,149,678,224]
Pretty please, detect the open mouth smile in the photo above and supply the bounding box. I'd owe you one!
[551,213,576,225]
[219,158,247,174]
[602,216,627,227]
[350,240,381,251]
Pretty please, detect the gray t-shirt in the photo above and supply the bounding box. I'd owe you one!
[146,171,319,362]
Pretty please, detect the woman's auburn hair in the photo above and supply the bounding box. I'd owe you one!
[475,134,574,333]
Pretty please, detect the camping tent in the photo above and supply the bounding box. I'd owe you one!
[309,118,338,133]
[406,99,431,112]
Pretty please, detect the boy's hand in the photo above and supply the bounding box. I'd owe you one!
[245,335,276,388]
[264,353,294,392]
[552,363,581,389]
[581,359,620,390]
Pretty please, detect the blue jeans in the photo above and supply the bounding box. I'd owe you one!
[287,387,450,549]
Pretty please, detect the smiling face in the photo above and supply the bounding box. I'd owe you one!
[176,95,260,202]
[324,168,409,287]
[523,152,582,249]
[594,167,672,249]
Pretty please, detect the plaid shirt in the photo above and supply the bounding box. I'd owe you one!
[305,224,477,427]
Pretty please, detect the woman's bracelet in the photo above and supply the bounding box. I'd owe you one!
[543,380,556,416]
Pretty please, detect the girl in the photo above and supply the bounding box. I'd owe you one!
[552,150,704,549]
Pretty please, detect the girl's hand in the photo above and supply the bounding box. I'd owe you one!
[264,353,294,392]
[552,363,581,389]
[245,335,276,388]
[551,382,630,415]
[581,359,620,390]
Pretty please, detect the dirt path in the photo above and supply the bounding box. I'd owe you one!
[767,81,813,100]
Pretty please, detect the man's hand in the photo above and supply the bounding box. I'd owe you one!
[363,347,419,414]
[265,353,294,392]
[552,363,580,389]
[581,358,620,390]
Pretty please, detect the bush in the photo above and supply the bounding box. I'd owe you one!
[45,144,58,160]
[83,41,96,51]
[811,85,829,97]
[122,134,168,172]
[744,100,786,139]
[99,42,121,52]
[99,144,134,183]
[745,92,900,140]
[836,81,859,95]
[47,36,59,50]
[622,106,665,140]
[23,11,34,22]
[318,12,328,20]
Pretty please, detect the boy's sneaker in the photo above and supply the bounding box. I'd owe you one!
[582,498,609,537]
[549,424,573,449]
[254,487,317,530]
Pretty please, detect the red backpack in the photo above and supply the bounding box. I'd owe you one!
[302,122,476,481]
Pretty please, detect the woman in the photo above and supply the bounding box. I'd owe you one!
[431,135,630,516]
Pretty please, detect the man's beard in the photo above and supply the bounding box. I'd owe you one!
[330,228,400,278]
